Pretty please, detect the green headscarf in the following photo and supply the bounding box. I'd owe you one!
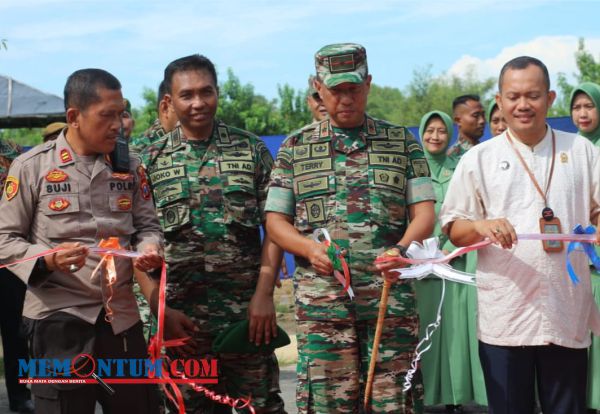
[570,82,600,144]
[419,110,454,178]
[486,100,498,124]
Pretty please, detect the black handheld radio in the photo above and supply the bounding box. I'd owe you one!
[110,126,130,173]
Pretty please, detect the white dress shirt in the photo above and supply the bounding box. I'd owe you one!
[440,127,600,348]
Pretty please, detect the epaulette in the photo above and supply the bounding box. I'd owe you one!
[286,121,321,145]
[374,117,401,129]
[142,128,174,170]
[128,152,143,167]
[225,123,260,142]
[17,140,56,163]
[288,121,318,139]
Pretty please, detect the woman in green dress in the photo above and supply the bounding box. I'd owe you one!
[570,82,600,413]
[415,111,487,413]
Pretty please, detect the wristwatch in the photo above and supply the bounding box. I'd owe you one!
[34,256,52,275]
[385,244,409,258]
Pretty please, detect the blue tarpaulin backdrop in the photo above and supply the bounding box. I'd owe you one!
[262,116,577,280]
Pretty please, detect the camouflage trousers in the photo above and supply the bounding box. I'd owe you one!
[133,283,155,342]
[167,292,285,414]
[165,342,286,414]
[296,316,424,414]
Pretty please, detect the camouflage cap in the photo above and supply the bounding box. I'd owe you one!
[315,43,368,88]
[307,75,318,97]
[123,98,132,114]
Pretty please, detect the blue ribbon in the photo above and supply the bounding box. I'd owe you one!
[566,225,600,285]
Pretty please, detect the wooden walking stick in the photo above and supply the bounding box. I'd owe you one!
[364,278,392,411]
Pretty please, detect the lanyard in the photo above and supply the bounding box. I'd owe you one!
[505,129,556,208]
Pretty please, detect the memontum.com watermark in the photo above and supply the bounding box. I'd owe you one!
[18,353,218,385]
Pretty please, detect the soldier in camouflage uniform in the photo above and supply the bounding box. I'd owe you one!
[130,81,179,342]
[265,44,436,414]
[130,80,179,155]
[138,54,286,414]
[446,94,486,158]
[306,75,327,122]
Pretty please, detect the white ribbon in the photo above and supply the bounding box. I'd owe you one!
[392,237,475,285]
[394,237,475,392]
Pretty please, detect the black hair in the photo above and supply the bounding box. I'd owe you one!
[452,94,480,112]
[64,68,121,111]
[157,80,168,110]
[498,56,550,92]
[163,54,218,94]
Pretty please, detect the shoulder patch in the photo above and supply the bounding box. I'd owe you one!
[137,166,151,200]
[4,176,19,201]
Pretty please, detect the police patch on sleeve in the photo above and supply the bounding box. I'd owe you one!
[137,166,151,200]
[3,176,19,201]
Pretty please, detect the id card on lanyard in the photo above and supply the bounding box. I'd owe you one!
[506,129,563,252]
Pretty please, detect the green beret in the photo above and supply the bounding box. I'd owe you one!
[212,320,290,354]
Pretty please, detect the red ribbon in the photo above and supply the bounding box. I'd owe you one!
[1,244,256,413]
[147,262,256,413]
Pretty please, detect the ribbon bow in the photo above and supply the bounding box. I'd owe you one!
[567,225,600,284]
[384,238,475,285]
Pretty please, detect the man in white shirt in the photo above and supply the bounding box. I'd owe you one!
[440,56,600,414]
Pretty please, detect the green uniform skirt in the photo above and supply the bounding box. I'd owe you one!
[415,251,487,406]
[588,271,600,409]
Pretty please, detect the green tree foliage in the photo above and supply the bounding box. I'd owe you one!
[555,38,600,116]
[3,64,499,146]
[367,65,495,127]
[216,68,311,135]
[133,68,311,137]
[131,87,157,137]
[271,84,311,134]
[217,68,277,135]
[0,128,42,147]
